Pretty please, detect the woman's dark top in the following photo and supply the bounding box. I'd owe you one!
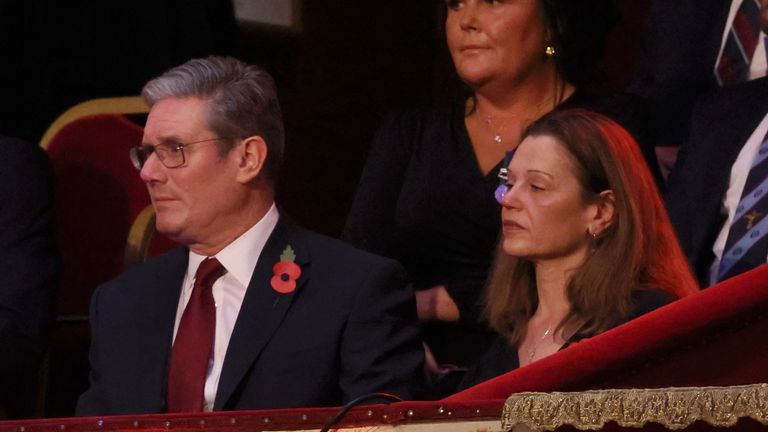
[456,288,674,391]
[342,92,661,366]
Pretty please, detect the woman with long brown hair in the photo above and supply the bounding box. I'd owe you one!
[344,0,661,369]
[458,109,698,388]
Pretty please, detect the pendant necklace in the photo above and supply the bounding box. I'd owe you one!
[477,96,557,147]
[485,115,505,144]
[481,113,518,146]
[526,326,553,364]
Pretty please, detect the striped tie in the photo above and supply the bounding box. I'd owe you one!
[716,0,761,85]
[717,134,768,282]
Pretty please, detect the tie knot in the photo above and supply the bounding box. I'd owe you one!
[195,257,226,288]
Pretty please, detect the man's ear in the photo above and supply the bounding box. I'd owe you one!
[236,135,268,184]
[589,190,615,236]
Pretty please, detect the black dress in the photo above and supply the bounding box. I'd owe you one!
[342,93,661,366]
[455,288,674,391]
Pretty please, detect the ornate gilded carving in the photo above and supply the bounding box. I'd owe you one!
[502,384,768,431]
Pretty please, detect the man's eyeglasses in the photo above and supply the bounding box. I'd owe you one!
[129,137,229,170]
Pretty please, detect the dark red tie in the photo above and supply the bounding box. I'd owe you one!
[167,257,226,412]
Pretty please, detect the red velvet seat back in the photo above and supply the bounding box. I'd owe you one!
[46,113,150,316]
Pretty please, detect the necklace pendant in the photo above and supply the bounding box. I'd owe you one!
[493,134,502,143]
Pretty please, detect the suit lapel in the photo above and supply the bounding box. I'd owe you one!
[712,79,768,172]
[214,218,310,410]
[138,247,188,411]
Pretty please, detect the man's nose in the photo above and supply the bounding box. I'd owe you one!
[139,151,165,183]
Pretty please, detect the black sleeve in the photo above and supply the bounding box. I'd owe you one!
[453,335,518,393]
[443,276,487,327]
[0,137,59,411]
[75,286,106,416]
[628,288,675,320]
[342,112,415,257]
[339,259,425,401]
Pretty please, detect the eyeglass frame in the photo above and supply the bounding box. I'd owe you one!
[128,137,233,170]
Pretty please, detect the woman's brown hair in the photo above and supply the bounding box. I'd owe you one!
[484,109,699,345]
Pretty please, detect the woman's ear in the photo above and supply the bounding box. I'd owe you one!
[236,135,268,184]
[590,190,615,236]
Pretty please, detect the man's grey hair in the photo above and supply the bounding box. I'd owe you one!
[142,56,284,182]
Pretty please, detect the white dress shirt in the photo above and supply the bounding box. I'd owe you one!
[172,203,279,411]
[716,0,768,81]
[708,113,768,285]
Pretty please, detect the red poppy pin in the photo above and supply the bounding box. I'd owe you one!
[271,245,301,294]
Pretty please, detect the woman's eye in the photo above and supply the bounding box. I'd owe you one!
[530,184,545,191]
[445,0,463,10]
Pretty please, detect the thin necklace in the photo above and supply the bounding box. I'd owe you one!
[526,326,553,364]
[476,97,556,147]
[482,114,517,145]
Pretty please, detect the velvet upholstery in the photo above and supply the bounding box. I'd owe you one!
[45,113,149,316]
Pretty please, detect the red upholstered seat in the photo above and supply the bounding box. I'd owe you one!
[444,264,768,402]
[46,113,150,317]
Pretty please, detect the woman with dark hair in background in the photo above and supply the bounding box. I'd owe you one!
[458,109,698,389]
[343,0,661,368]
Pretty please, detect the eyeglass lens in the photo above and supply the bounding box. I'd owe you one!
[129,144,187,170]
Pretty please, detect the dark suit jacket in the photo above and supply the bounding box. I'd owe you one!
[76,218,424,415]
[665,77,768,284]
[0,136,59,418]
[628,0,730,147]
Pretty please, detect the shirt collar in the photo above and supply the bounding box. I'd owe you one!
[188,203,280,287]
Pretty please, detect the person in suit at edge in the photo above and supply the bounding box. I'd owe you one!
[666,75,768,285]
[665,0,768,286]
[629,0,768,175]
[76,56,424,415]
[0,136,59,418]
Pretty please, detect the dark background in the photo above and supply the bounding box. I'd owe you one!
[0,0,651,417]
[0,0,650,237]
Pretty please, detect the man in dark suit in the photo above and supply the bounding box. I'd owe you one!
[76,56,424,415]
[665,77,768,285]
[665,0,768,285]
[0,136,59,418]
